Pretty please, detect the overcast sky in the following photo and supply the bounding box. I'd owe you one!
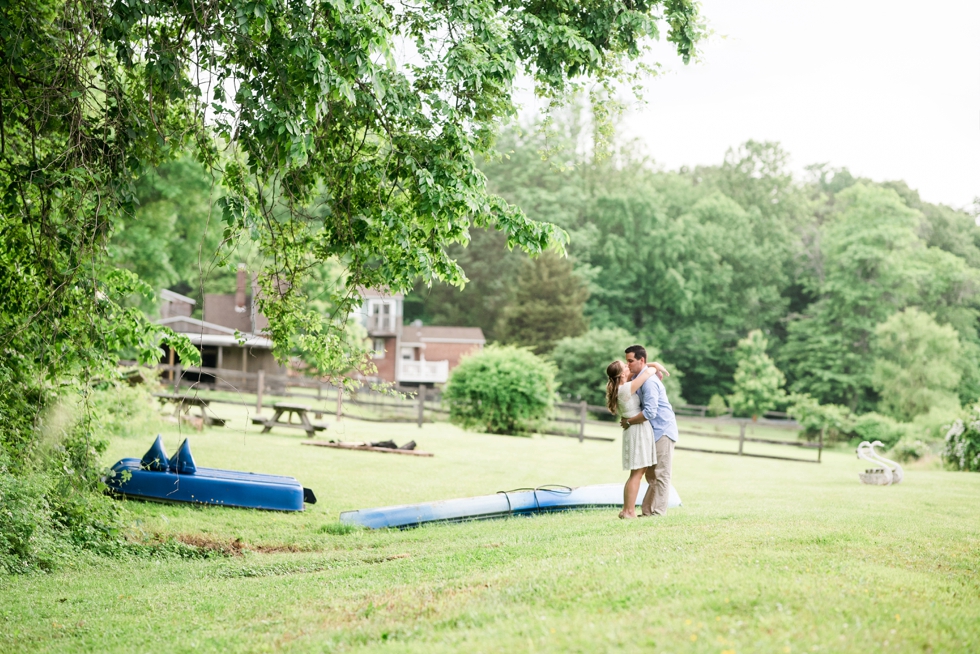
[613,0,980,209]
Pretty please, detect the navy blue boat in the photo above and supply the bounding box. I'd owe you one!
[340,483,681,529]
[105,436,315,511]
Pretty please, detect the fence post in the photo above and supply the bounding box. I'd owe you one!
[256,369,265,412]
[738,421,746,456]
[336,384,344,420]
[417,384,426,428]
[579,401,587,443]
[172,364,182,394]
[818,426,824,463]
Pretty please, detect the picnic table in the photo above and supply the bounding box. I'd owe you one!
[251,402,327,438]
[153,393,227,427]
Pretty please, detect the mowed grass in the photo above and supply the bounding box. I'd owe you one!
[2,403,978,653]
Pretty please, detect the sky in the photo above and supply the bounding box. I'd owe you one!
[613,0,980,209]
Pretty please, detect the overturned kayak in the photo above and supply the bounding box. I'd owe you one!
[105,436,315,512]
[340,483,681,529]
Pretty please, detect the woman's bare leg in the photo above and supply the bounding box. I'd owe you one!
[620,468,646,519]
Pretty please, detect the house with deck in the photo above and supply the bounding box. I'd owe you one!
[355,288,485,386]
[156,268,284,391]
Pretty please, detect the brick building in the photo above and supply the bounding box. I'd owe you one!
[355,289,485,385]
[156,268,284,391]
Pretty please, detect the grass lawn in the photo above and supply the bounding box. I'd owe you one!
[2,404,978,653]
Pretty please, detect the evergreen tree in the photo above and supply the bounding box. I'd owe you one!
[496,252,589,354]
[729,330,786,420]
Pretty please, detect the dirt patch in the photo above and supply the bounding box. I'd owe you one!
[175,534,247,556]
[250,543,303,554]
[170,534,307,556]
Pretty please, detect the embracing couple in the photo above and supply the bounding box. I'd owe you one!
[605,345,678,519]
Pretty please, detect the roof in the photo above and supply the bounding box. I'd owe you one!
[160,289,196,305]
[403,325,486,344]
[358,287,404,300]
[156,316,273,349]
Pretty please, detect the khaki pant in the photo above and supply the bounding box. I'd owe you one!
[642,436,674,516]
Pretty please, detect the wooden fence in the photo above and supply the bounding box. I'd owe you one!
[151,364,821,463]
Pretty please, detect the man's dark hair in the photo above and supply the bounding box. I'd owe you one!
[625,344,647,361]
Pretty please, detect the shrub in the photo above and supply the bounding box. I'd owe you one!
[89,382,164,439]
[443,346,556,435]
[889,437,931,463]
[550,328,685,407]
[707,394,729,417]
[550,327,640,406]
[943,405,980,472]
[786,393,853,442]
[850,412,911,449]
[1,387,130,574]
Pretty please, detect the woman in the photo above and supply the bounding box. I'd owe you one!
[606,360,657,519]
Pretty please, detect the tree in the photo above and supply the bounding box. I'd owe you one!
[110,155,226,313]
[443,346,556,434]
[404,228,526,342]
[780,184,980,410]
[728,330,786,420]
[496,251,589,354]
[871,308,962,422]
[0,0,706,568]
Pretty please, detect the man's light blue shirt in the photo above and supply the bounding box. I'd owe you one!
[634,374,679,442]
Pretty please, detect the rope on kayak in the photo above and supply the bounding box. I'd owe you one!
[495,485,573,516]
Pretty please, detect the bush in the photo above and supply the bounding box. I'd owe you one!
[850,412,911,449]
[889,437,931,463]
[550,328,684,406]
[443,346,556,435]
[89,382,163,439]
[786,393,853,442]
[707,394,729,417]
[943,405,980,472]
[1,386,131,574]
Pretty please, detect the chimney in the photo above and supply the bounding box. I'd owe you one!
[235,264,247,313]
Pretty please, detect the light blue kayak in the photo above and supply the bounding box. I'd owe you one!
[340,483,681,529]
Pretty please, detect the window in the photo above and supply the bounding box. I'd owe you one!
[372,338,386,359]
[401,347,414,361]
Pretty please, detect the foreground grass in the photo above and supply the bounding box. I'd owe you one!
[1,406,978,653]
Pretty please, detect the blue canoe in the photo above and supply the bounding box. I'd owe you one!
[339,483,681,529]
[105,436,314,512]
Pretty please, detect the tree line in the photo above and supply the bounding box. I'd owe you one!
[406,119,980,429]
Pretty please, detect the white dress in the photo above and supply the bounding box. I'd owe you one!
[619,383,656,471]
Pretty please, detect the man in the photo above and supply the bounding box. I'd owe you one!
[619,344,678,516]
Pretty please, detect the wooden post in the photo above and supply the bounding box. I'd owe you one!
[579,401,587,443]
[336,384,343,420]
[172,364,182,394]
[417,384,427,428]
[217,345,223,370]
[241,347,248,376]
[168,347,175,381]
[738,421,746,456]
[256,369,265,412]
[818,426,824,463]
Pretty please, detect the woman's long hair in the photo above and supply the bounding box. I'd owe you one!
[606,361,625,415]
